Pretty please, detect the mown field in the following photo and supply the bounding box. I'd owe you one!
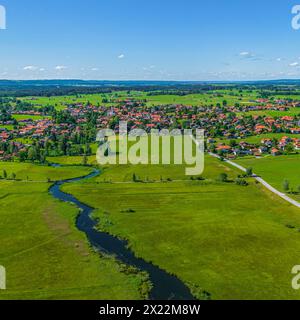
[47,155,97,166]
[0,163,145,299]
[21,90,260,110]
[0,162,92,181]
[96,154,228,182]
[236,108,300,117]
[236,154,300,201]
[63,155,300,300]
[12,114,50,121]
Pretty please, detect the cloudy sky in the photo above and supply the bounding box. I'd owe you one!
[0,0,300,81]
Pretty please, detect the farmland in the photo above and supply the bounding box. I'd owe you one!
[0,166,145,300]
[63,155,300,300]
[12,114,50,121]
[0,162,92,181]
[20,90,260,110]
[236,154,300,201]
[217,133,300,145]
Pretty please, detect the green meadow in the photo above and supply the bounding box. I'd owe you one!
[97,155,232,182]
[12,114,50,121]
[236,154,300,201]
[0,125,15,131]
[63,155,300,300]
[47,155,97,166]
[0,180,143,300]
[236,108,300,117]
[217,133,300,145]
[0,162,92,181]
[21,90,260,111]
[18,91,300,114]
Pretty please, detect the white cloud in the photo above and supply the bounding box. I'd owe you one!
[240,51,250,56]
[55,65,67,70]
[289,62,299,67]
[23,65,38,71]
[143,65,156,71]
[91,67,99,71]
[39,68,45,72]
[276,58,282,62]
[118,54,125,59]
[239,51,256,59]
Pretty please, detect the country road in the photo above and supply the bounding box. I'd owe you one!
[208,152,300,209]
[189,135,300,209]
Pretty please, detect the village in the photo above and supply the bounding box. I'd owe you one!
[0,96,300,162]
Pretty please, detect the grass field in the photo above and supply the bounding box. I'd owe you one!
[47,155,98,166]
[236,108,300,118]
[236,154,300,201]
[0,125,15,131]
[97,155,234,182]
[20,90,260,110]
[62,155,300,299]
[217,133,300,145]
[12,114,50,121]
[0,162,93,181]
[0,180,143,299]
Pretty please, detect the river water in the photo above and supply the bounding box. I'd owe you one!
[49,170,194,300]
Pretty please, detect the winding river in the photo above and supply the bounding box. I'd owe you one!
[49,170,194,300]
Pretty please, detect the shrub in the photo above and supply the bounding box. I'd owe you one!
[235,178,248,186]
[217,173,228,182]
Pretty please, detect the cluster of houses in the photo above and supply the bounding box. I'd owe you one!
[210,135,300,158]
[74,102,300,136]
[0,99,299,160]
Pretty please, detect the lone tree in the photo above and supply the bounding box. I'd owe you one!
[283,180,290,192]
[218,173,228,183]
[132,173,137,182]
[246,167,253,176]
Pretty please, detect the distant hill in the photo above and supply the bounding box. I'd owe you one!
[0,79,300,97]
[0,79,300,87]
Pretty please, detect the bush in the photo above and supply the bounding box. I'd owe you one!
[246,167,253,176]
[217,173,228,182]
[283,180,290,192]
[235,178,248,186]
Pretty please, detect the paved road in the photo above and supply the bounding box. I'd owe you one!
[190,136,300,208]
[208,152,300,209]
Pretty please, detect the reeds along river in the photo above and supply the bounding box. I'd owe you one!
[49,170,194,300]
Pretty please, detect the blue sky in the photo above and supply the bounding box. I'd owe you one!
[0,0,300,80]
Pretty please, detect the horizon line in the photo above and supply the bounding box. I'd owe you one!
[0,78,300,83]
